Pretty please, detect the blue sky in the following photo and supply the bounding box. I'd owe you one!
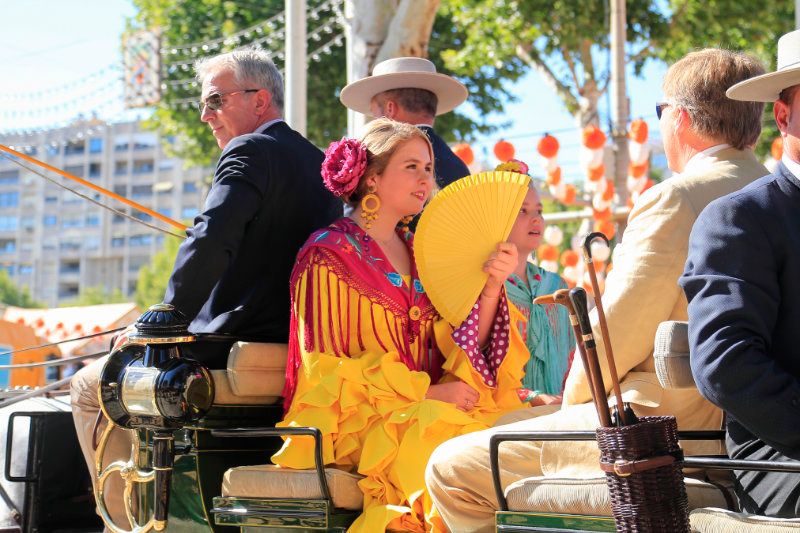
[0,0,667,182]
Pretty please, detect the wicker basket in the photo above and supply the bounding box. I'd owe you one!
[596,416,689,532]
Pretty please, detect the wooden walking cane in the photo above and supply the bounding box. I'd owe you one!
[568,287,613,427]
[582,232,634,426]
[534,288,611,427]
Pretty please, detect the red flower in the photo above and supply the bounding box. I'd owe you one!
[321,138,368,198]
[534,274,541,281]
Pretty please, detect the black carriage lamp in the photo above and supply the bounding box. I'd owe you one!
[98,303,215,532]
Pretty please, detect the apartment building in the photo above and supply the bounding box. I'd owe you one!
[0,120,209,307]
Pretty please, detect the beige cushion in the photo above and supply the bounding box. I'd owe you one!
[221,464,363,510]
[210,370,279,405]
[226,342,287,397]
[690,507,800,532]
[505,475,731,515]
[654,321,696,390]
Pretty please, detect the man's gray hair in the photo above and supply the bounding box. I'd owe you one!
[663,49,765,150]
[195,47,284,111]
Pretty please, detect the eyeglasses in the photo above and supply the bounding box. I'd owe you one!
[197,89,259,112]
[655,102,671,120]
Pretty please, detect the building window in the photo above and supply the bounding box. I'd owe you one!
[20,216,34,229]
[18,264,33,275]
[85,236,101,251]
[61,218,82,229]
[85,214,100,227]
[158,159,176,171]
[129,234,153,247]
[44,196,57,204]
[114,141,129,152]
[64,141,85,156]
[89,138,103,154]
[111,237,125,248]
[131,185,152,198]
[182,182,198,193]
[132,160,154,174]
[134,212,152,222]
[0,192,19,208]
[112,214,125,224]
[0,217,18,231]
[181,207,198,219]
[59,241,80,252]
[59,261,80,274]
[157,208,172,218]
[114,162,128,176]
[0,240,16,253]
[43,215,57,226]
[0,170,19,185]
[46,144,60,156]
[88,162,102,178]
[64,164,84,178]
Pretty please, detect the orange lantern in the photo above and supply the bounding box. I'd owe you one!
[453,143,474,166]
[537,244,559,262]
[93,325,103,333]
[601,181,615,202]
[593,207,612,221]
[771,137,783,160]
[560,249,579,268]
[582,125,607,150]
[629,119,649,144]
[587,164,605,182]
[562,184,577,205]
[494,140,515,162]
[629,161,649,178]
[594,219,616,240]
[15,318,24,325]
[546,167,562,186]
[537,134,560,159]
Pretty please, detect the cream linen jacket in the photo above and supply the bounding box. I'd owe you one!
[542,148,769,475]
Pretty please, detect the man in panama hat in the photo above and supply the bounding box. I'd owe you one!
[681,29,800,517]
[340,57,470,187]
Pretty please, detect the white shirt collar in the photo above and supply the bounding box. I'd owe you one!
[254,118,284,134]
[682,144,731,173]
[781,154,800,180]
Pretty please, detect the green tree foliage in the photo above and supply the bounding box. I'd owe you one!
[135,234,183,310]
[0,270,41,308]
[130,0,522,161]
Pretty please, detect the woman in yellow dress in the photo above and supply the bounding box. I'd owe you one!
[273,118,528,532]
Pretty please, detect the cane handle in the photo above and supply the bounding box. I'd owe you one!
[582,232,610,262]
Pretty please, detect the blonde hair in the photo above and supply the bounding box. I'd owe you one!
[347,118,434,204]
[662,49,765,149]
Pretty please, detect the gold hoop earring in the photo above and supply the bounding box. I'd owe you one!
[360,188,380,229]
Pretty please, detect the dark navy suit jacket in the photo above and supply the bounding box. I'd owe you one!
[418,125,470,188]
[164,121,342,360]
[681,161,800,460]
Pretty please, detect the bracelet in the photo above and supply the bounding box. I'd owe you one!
[481,290,501,300]
[518,389,542,403]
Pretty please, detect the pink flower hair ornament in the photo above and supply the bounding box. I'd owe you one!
[321,138,368,198]
[495,158,530,175]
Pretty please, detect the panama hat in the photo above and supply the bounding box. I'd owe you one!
[728,29,800,102]
[339,57,468,116]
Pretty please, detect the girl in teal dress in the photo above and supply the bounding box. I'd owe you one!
[499,160,575,406]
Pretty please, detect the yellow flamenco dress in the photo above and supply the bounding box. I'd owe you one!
[272,218,528,532]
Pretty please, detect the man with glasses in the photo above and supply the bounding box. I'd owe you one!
[70,47,341,530]
[426,48,769,533]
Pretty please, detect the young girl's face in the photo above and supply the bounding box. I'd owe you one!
[507,188,544,256]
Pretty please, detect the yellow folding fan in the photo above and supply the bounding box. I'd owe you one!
[414,170,531,326]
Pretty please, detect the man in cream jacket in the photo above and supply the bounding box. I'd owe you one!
[425,48,770,532]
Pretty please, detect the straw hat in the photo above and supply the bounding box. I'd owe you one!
[728,30,800,102]
[340,57,468,116]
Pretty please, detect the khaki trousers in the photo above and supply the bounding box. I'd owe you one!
[71,355,133,530]
[425,403,599,533]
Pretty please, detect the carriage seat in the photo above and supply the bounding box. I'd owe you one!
[211,342,287,405]
[689,507,800,532]
[221,464,363,510]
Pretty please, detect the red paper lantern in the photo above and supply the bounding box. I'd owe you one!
[601,181,615,202]
[629,161,649,178]
[546,167,562,186]
[587,164,605,182]
[494,140,515,162]
[593,207,612,221]
[560,250,579,267]
[594,219,616,240]
[537,244,559,262]
[582,125,607,150]
[562,184,577,205]
[537,134,560,159]
[629,119,649,144]
[771,137,783,160]
[454,143,475,166]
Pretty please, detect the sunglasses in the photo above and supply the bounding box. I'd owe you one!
[655,101,671,120]
[197,89,259,112]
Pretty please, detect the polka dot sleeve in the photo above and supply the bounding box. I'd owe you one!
[451,293,512,388]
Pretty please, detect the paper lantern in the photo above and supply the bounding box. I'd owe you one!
[590,239,611,262]
[453,143,474,166]
[771,137,783,160]
[579,145,605,169]
[546,167,562,186]
[562,266,580,285]
[601,181,615,202]
[561,184,577,205]
[539,260,559,273]
[587,164,605,182]
[537,134,560,159]
[592,194,612,212]
[593,207,612,221]
[16,318,24,325]
[630,161,649,178]
[543,226,563,246]
[629,141,650,166]
[629,119,649,144]
[582,125,607,150]
[494,140,515,162]
[537,244,559,262]
[560,249,579,268]
[594,219,616,240]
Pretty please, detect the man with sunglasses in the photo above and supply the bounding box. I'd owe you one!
[426,48,769,533]
[70,47,341,530]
